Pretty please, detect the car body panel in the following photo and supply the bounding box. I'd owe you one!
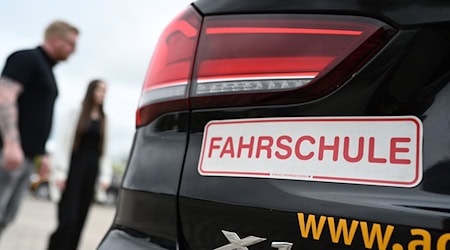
[99,1,450,249]
[194,0,450,27]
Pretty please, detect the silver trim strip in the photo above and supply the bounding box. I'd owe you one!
[197,75,316,84]
[139,84,187,107]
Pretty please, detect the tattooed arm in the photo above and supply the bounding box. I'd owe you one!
[0,76,24,170]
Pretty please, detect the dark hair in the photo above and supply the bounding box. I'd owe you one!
[72,79,106,155]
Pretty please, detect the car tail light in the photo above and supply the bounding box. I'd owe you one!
[190,14,395,108]
[137,8,395,127]
[136,6,201,127]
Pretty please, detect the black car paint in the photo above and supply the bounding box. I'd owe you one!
[178,29,450,249]
[99,1,450,249]
[194,0,450,27]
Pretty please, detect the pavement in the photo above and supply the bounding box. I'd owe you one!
[0,192,116,250]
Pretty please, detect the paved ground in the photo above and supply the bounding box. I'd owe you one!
[0,193,115,250]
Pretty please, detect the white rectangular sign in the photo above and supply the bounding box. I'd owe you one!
[198,116,423,187]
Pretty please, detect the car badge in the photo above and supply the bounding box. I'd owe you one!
[214,230,293,250]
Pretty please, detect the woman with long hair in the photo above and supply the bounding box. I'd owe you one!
[48,79,111,250]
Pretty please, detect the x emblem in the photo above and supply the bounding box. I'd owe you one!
[214,230,266,250]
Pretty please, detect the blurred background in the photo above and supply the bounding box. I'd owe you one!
[0,0,192,249]
[1,0,192,171]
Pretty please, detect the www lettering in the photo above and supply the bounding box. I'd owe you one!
[297,213,394,250]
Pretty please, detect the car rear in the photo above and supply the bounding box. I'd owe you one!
[99,1,450,249]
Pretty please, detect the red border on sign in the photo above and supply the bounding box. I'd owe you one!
[198,117,422,186]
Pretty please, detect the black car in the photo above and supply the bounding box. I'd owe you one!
[99,1,450,249]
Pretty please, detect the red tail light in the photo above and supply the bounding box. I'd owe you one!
[137,9,395,127]
[190,14,395,108]
[137,6,201,127]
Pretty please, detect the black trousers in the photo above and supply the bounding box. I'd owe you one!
[48,152,99,250]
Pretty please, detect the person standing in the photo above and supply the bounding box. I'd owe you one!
[48,79,112,250]
[0,20,79,238]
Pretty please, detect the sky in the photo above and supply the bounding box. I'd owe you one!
[0,0,193,162]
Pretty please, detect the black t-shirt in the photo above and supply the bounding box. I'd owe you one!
[1,46,58,158]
